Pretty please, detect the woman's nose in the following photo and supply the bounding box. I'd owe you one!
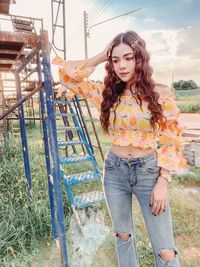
[119,60,126,69]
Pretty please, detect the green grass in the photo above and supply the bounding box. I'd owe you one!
[175,88,200,113]
[1,115,200,266]
[0,118,106,266]
[92,179,200,267]
[175,87,200,99]
[0,135,53,266]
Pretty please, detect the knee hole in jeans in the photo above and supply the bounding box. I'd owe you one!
[115,233,131,241]
[159,249,176,261]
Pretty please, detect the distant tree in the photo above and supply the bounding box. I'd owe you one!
[172,80,198,90]
[91,80,103,84]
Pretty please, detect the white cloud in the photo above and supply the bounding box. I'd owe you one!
[141,26,200,85]
[4,0,199,85]
[143,17,156,23]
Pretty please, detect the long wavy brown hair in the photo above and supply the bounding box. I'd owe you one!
[100,31,165,134]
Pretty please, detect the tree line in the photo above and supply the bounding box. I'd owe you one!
[172,80,199,90]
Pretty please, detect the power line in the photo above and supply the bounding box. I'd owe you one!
[90,0,112,21]
[88,0,106,17]
[88,0,112,25]
[88,0,108,18]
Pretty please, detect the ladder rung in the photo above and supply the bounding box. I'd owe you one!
[57,140,84,146]
[56,112,74,117]
[73,190,105,209]
[53,24,64,28]
[57,126,79,131]
[59,155,92,164]
[55,100,68,105]
[92,144,99,148]
[64,171,101,185]
[53,0,64,3]
[84,118,95,122]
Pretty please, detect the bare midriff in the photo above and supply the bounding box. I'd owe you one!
[110,144,155,158]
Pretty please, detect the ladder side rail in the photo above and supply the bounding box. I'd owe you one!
[15,71,32,201]
[41,29,68,267]
[37,52,58,240]
[67,99,99,174]
[73,96,94,153]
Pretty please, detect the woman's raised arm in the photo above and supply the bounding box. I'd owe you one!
[52,47,109,110]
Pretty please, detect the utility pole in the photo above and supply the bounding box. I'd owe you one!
[83,11,88,59]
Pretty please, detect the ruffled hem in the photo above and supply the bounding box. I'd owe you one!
[156,147,188,172]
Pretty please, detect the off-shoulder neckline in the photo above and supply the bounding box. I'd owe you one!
[120,95,134,98]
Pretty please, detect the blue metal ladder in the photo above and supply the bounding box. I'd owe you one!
[55,97,105,224]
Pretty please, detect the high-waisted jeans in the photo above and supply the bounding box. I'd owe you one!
[102,150,180,267]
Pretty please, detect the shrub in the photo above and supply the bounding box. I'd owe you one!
[173,80,198,90]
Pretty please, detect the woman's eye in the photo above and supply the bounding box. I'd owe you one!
[112,60,119,63]
[126,57,134,61]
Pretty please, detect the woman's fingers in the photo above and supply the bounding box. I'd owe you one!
[158,201,165,215]
[152,201,161,215]
[150,190,154,207]
[150,187,167,215]
[152,200,166,215]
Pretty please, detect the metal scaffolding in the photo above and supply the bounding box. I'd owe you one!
[0,2,106,266]
[0,26,69,266]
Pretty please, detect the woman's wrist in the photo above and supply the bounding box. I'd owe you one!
[157,176,169,187]
[158,175,170,184]
[85,51,107,67]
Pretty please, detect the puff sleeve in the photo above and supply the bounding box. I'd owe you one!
[52,56,104,110]
[156,87,188,174]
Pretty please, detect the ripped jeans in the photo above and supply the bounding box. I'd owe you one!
[102,150,180,267]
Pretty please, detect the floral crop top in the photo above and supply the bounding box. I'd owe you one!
[53,56,188,174]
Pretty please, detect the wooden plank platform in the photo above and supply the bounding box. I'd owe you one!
[0,31,37,72]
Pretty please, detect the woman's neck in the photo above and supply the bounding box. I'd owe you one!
[124,86,136,96]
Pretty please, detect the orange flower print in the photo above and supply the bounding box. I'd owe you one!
[130,116,137,126]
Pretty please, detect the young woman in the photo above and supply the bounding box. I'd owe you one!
[53,31,188,267]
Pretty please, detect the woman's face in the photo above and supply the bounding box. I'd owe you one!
[111,43,136,85]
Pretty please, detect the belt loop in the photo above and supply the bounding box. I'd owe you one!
[139,158,145,167]
[115,157,121,167]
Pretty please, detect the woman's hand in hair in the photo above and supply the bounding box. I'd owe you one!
[102,42,112,60]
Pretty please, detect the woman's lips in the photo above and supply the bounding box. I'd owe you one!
[120,72,129,76]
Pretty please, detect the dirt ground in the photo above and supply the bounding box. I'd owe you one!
[179,113,200,134]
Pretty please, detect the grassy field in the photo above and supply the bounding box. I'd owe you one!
[1,114,200,266]
[175,87,200,113]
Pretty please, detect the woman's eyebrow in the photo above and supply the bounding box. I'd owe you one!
[112,53,133,58]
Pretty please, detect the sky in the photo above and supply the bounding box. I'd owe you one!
[1,0,200,86]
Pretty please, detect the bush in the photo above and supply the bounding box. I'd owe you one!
[173,80,198,90]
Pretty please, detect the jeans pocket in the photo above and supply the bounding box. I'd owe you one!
[104,158,115,170]
[143,156,160,174]
[145,166,160,174]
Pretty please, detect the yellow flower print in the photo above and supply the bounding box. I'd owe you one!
[121,119,127,128]
[164,102,174,112]
[125,105,133,113]
[114,116,120,127]
[115,105,125,113]
[138,119,149,130]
